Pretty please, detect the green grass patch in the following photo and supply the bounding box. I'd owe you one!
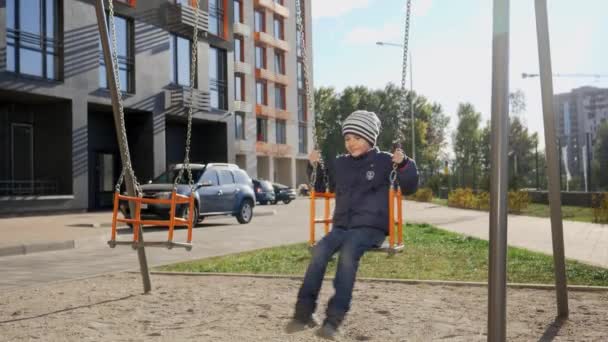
[431,197,595,223]
[158,224,608,286]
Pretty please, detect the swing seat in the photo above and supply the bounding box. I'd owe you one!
[109,190,194,251]
[308,188,405,255]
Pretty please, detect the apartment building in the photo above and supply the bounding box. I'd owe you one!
[554,86,608,179]
[0,0,313,214]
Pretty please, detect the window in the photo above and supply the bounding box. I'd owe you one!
[299,124,308,153]
[169,34,193,87]
[209,47,228,109]
[273,16,284,40]
[255,45,266,69]
[257,118,268,142]
[297,62,304,89]
[233,0,242,23]
[208,0,224,37]
[11,123,34,183]
[6,0,61,80]
[235,112,246,140]
[218,169,234,185]
[201,169,219,186]
[276,119,287,144]
[99,15,134,92]
[296,30,303,57]
[275,85,286,110]
[274,52,285,75]
[256,80,267,105]
[254,10,265,32]
[234,73,244,101]
[234,35,244,62]
[298,93,306,121]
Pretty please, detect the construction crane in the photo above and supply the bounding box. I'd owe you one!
[522,72,608,79]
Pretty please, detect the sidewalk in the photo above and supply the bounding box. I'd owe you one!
[0,209,276,257]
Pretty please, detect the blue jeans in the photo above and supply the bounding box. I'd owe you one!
[295,227,386,326]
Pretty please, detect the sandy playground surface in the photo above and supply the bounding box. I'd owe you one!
[1,272,607,341]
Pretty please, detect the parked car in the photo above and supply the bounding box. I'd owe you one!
[120,163,255,225]
[271,183,296,204]
[252,179,275,205]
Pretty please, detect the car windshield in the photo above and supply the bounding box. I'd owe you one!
[152,168,205,184]
[260,181,273,191]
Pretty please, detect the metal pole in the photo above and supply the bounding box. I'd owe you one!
[94,0,151,294]
[410,51,415,160]
[488,0,510,340]
[587,132,592,190]
[536,140,540,189]
[534,0,569,318]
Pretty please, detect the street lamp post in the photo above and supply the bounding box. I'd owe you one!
[376,41,416,160]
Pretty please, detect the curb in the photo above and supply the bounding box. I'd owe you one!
[0,240,75,258]
[148,271,608,293]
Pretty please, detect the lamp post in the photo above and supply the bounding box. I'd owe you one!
[376,41,415,160]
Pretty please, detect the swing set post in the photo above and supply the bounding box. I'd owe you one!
[94,0,151,293]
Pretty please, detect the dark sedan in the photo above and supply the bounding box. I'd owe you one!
[252,179,276,205]
[271,183,296,204]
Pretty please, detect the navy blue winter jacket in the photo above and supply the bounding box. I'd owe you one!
[309,147,419,234]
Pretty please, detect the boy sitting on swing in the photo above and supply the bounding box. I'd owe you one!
[286,110,419,339]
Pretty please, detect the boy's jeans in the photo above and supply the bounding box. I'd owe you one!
[294,226,386,326]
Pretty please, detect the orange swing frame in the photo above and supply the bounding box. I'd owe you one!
[109,190,194,250]
[309,187,404,254]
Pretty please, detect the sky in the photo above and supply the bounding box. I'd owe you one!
[309,0,608,151]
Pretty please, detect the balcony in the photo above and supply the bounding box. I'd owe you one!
[256,68,275,83]
[256,104,275,117]
[164,2,210,37]
[273,3,290,18]
[274,38,290,52]
[235,61,252,75]
[255,142,293,156]
[254,0,274,11]
[254,31,275,47]
[165,87,211,113]
[234,100,253,112]
[275,109,291,121]
[274,73,289,85]
[254,0,289,18]
[233,22,251,37]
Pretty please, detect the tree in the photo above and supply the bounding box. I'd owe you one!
[592,122,608,190]
[453,103,483,188]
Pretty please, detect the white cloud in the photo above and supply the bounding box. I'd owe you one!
[311,0,371,19]
[409,0,433,18]
[343,22,403,46]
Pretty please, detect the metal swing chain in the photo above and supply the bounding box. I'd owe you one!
[109,0,142,197]
[296,0,328,191]
[390,0,412,187]
[173,0,202,192]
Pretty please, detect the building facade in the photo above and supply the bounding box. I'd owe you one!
[0,0,313,214]
[554,86,608,179]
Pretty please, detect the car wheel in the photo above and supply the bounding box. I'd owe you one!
[182,204,200,227]
[236,199,253,224]
[282,199,291,205]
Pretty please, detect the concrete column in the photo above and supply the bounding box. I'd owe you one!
[71,96,89,210]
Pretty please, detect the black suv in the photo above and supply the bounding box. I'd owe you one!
[122,163,256,225]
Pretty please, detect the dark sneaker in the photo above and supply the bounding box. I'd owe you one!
[316,321,339,340]
[284,314,321,334]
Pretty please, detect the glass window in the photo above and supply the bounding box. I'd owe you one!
[233,0,242,23]
[274,52,284,75]
[256,81,267,105]
[170,34,193,87]
[208,0,224,36]
[276,120,287,144]
[296,29,303,57]
[209,47,228,109]
[297,62,304,89]
[257,118,268,142]
[234,74,244,101]
[234,36,243,62]
[233,169,251,185]
[7,0,59,79]
[201,169,219,186]
[273,16,284,40]
[235,112,245,140]
[255,46,265,69]
[298,93,306,121]
[218,170,234,185]
[275,85,286,110]
[254,10,265,32]
[298,124,307,153]
[99,15,134,92]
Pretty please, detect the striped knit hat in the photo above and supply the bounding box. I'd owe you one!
[341,110,381,146]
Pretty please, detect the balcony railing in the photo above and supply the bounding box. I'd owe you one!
[233,22,251,37]
[164,2,210,37]
[0,180,59,196]
[165,86,211,113]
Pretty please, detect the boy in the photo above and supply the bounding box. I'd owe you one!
[286,110,419,339]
